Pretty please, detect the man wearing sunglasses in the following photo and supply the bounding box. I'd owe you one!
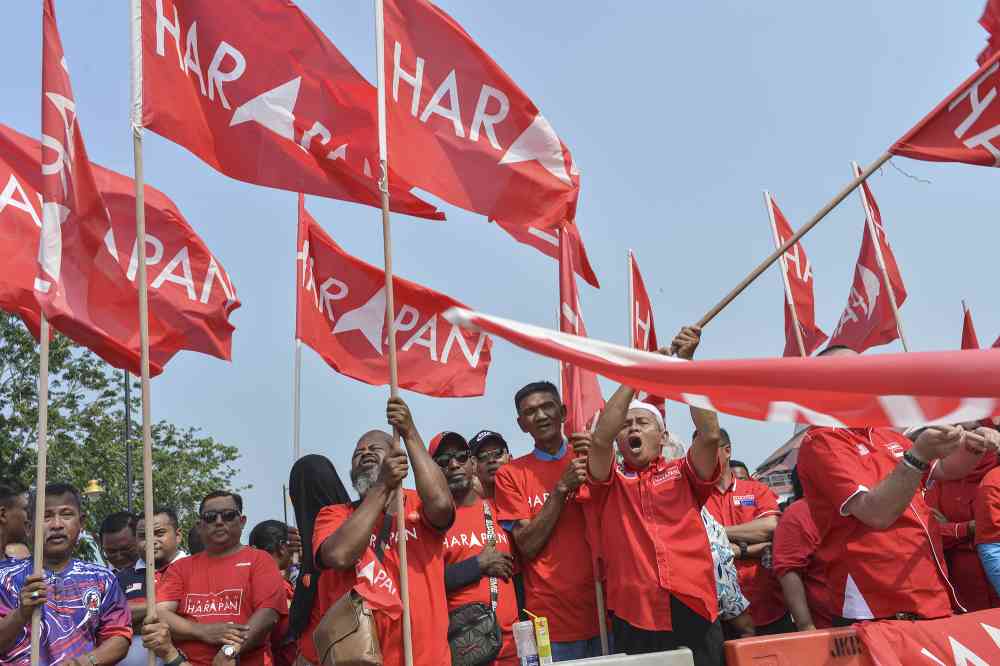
[157,492,288,666]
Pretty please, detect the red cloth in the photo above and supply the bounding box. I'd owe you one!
[492,218,599,288]
[705,477,786,627]
[856,608,1000,666]
[311,490,451,666]
[771,498,833,628]
[157,547,288,666]
[926,452,998,611]
[962,305,982,350]
[628,252,665,413]
[442,500,519,665]
[585,452,719,632]
[296,569,340,665]
[493,447,598,642]
[798,427,956,620]
[975,466,1000,545]
[270,579,296,666]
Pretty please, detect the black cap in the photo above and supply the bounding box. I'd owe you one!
[469,430,509,456]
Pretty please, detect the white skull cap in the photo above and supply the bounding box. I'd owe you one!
[628,400,665,431]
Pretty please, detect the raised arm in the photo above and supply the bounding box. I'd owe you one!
[932,427,999,481]
[387,397,454,531]
[673,326,722,480]
[589,384,637,482]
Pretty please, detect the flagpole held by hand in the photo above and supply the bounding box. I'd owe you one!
[29,317,50,666]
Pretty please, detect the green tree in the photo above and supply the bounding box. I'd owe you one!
[0,313,243,541]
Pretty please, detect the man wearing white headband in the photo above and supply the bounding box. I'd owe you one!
[578,325,725,666]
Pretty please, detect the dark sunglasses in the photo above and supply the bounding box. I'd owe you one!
[200,510,241,524]
[434,451,471,468]
[475,448,507,463]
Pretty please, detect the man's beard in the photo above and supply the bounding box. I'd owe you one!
[352,467,379,498]
[447,476,471,496]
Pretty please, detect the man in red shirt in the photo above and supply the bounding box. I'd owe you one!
[974,464,1000,598]
[314,397,455,666]
[772,469,832,630]
[157,491,288,666]
[493,381,600,661]
[586,326,724,666]
[434,432,519,665]
[704,430,790,636]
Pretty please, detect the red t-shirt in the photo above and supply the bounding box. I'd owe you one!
[270,579,296,666]
[311,490,452,666]
[704,476,785,627]
[975,466,1000,545]
[297,569,342,665]
[586,451,719,632]
[442,500,519,665]
[157,547,289,666]
[771,498,832,629]
[493,446,598,642]
[798,427,956,620]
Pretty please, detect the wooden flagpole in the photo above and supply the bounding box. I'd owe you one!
[374,3,412,665]
[130,3,158,664]
[29,317,50,666]
[292,339,302,461]
[763,192,807,357]
[697,152,892,327]
[628,250,636,348]
[850,161,909,352]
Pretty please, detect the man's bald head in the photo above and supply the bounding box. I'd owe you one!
[356,430,393,450]
[351,430,393,497]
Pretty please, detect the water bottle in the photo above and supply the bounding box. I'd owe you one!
[513,620,540,666]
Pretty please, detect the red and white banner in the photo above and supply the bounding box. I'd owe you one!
[980,0,1000,65]
[296,197,490,396]
[962,302,981,350]
[2,120,238,368]
[628,250,665,415]
[765,193,827,357]
[559,231,603,434]
[856,608,1000,666]
[891,49,1000,167]
[493,218,600,288]
[828,169,906,353]
[141,0,442,220]
[382,0,579,231]
[443,307,1000,428]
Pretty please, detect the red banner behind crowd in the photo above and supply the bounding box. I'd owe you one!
[962,303,981,350]
[141,0,442,220]
[382,0,580,231]
[559,231,603,434]
[296,197,490,396]
[856,608,1000,666]
[766,194,827,357]
[444,307,1000,427]
[1,122,239,369]
[628,251,665,415]
[828,172,906,353]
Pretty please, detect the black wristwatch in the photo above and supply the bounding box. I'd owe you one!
[738,542,749,559]
[163,651,187,666]
[903,450,930,472]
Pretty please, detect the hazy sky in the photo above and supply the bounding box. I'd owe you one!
[5,2,998,530]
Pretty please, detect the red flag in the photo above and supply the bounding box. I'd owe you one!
[141,0,442,220]
[296,197,490,396]
[559,231,604,435]
[444,307,1000,428]
[353,552,402,620]
[962,302,982,349]
[765,193,828,357]
[381,0,580,231]
[493,218,600,289]
[628,250,665,415]
[891,50,1000,167]
[980,0,1000,65]
[857,609,1000,666]
[828,171,907,353]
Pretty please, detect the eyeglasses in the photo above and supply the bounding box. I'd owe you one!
[434,451,471,468]
[200,510,241,524]
[475,448,507,463]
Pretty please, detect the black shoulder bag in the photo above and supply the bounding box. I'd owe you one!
[447,501,503,666]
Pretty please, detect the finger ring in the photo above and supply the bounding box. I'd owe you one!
[30,591,40,600]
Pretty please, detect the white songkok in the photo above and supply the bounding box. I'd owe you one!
[628,400,666,431]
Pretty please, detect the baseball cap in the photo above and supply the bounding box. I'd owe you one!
[428,431,469,457]
[469,430,509,456]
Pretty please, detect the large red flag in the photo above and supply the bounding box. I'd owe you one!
[444,307,1000,428]
[962,302,982,349]
[628,250,665,415]
[559,231,604,435]
[765,193,828,357]
[2,123,239,365]
[828,172,907,353]
[296,197,490,396]
[493,218,600,289]
[980,0,1000,65]
[141,0,442,220]
[381,0,580,231]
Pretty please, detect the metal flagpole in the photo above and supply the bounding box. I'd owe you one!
[764,192,807,357]
[374,3,412,664]
[130,4,159,664]
[627,250,636,348]
[850,161,909,352]
[697,152,891,327]
[29,317,50,666]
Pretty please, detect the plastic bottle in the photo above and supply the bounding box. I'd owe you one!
[513,620,540,666]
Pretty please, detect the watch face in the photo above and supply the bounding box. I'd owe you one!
[223,646,237,658]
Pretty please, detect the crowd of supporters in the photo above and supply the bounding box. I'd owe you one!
[1,328,1000,666]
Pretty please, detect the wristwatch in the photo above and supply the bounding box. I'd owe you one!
[222,645,238,659]
[163,650,187,666]
[903,450,930,472]
[738,542,749,559]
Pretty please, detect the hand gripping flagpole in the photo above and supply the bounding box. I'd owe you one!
[374,3,413,665]
[29,318,50,666]
[130,3,158,664]
[763,192,807,357]
[697,152,891,327]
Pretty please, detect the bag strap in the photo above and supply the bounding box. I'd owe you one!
[374,511,393,563]
[483,501,499,613]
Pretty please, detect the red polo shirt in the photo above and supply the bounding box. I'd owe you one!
[975,466,1000,545]
[704,476,786,627]
[493,445,598,642]
[771,498,832,629]
[798,427,956,621]
[586,451,720,632]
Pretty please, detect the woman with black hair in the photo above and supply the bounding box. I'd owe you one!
[286,455,352,665]
[250,520,297,666]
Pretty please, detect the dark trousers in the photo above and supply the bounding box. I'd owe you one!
[756,612,796,636]
[611,596,724,666]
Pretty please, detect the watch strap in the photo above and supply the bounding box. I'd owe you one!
[903,450,930,472]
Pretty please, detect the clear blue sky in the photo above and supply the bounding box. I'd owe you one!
[5,2,998,531]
